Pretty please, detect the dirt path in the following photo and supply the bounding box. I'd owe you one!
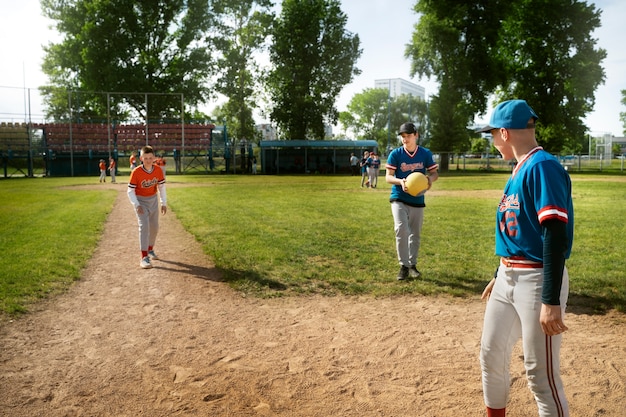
[1,186,625,417]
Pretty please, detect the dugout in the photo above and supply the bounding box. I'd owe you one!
[260,140,378,174]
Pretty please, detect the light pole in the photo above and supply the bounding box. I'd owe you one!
[387,79,391,155]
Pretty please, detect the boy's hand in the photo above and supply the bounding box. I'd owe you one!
[161,205,167,215]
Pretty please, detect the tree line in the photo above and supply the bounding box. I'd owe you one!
[40,0,608,167]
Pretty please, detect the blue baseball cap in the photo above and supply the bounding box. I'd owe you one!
[477,100,538,132]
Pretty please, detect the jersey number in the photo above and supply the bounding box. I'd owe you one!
[501,211,519,237]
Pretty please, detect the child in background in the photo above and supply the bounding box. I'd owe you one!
[98,159,106,183]
[129,151,137,170]
[360,151,370,187]
[109,157,116,183]
[155,154,166,180]
[369,152,380,188]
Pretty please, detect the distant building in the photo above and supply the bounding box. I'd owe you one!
[596,135,626,158]
[324,124,333,139]
[256,123,277,141]
[613,137,626,155]
[375,78,425,100]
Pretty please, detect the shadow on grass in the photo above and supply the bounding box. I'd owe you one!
[566,294,625,316]
[423,273,489,296]
[157,259,223,282]
[420,273,625,316]
[166,263,625,315]
[219,268,288,292]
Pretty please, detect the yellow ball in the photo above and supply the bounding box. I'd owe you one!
[405,172,429,196]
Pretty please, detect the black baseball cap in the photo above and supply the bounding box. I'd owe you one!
[398,122,417,135]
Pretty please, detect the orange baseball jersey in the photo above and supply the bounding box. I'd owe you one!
[109,159,116,170]
[128,165,165,198]
[99,161,106,170]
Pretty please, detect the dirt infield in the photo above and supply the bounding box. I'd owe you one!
[1,185,625,417]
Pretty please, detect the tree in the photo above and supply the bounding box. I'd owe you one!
[406,0,509,170]
[406,0,605,167]
[267,0,361,139]
[211,0,274,142]
[339,88,389,142]
[427,84,476,160]
[498,0,605,153]
[40,0,215,121]
[339,88,429,151]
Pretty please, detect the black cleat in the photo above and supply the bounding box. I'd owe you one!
[397,266,410,281]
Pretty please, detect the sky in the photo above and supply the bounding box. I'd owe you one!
[1,0,624,137]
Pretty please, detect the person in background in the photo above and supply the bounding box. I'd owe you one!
[109,157,116,183]
[155,154,166,180]
[368,152,380,188]
[385,122,439,281]
[360,150,370,187]
[129,151,137,171]
[350,152,359,176]
[98,159,107,183]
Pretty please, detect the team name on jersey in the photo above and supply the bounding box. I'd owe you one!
[399,162,424,173]
[141,178,159,189]
[499,193,520,212]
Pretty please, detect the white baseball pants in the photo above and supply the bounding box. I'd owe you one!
[480,264,570,417]
[135,194,160,251]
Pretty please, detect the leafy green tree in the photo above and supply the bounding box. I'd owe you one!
[406,0,605,168]
[211,0,274,143]
[498,0,606,153]
[427,84,476,162]
[470,137,489,156]
[406,0,509,170]
[267,0,361,139]
[340,88,429,152]
[339,88,389,141]
[40,0,215,121]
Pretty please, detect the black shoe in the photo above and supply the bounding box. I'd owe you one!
[409,266,421,279]
[397,266,409,281]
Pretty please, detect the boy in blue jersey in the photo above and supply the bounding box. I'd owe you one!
[477,100,574,417]
[385,122,439,280]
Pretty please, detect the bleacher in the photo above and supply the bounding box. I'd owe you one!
[0,122,31,153]
[35,122,216,154]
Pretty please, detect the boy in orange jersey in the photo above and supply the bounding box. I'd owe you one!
[129,151,137,170]
[154,154,166,180]
[98,159,107,182]
[127,146,167,269]
[108,157,117,183]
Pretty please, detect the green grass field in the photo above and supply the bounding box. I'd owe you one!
[1,173,625,316]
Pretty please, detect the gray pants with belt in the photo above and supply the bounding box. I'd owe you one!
[391,201,424,267]
[135,194,160,251]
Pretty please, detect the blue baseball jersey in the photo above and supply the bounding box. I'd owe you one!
[386,146,438,206]
[496,147,574,261]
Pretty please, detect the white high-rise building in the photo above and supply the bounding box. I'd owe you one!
[374,78,425,100]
